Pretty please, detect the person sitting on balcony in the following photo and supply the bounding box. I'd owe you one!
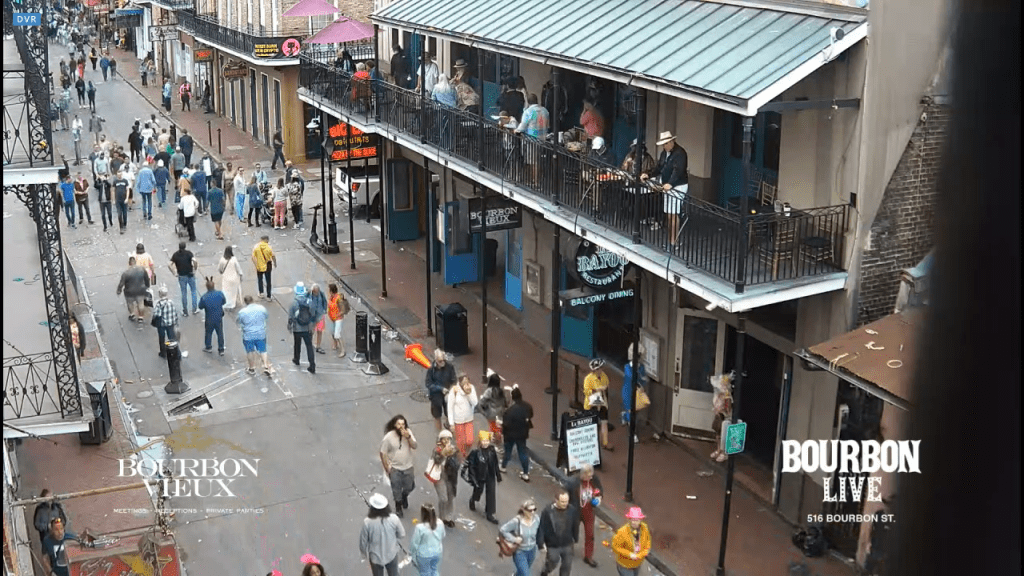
[580,99,606,139]
[415,51,440,96]
[590,137,615,168]
[431,73,457,108]
[336,48,355,73]
[497,78,526,123]
[351,62,372,112]
[621,138,656,176]
[454,74,481,115]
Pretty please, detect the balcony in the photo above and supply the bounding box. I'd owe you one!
[3,38,55,171]
[177,11,307,65]
[299,55,850,292]
[141,0,194,10]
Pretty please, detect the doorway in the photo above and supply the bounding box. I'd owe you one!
[714,111,782,206]
[724,329,782,470]
[671,310,726,436]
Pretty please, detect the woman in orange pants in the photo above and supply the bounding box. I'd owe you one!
[447,375,478,457]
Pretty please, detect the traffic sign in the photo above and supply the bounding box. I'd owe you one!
[724,420,747,455]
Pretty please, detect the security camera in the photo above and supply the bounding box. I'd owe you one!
[305,117,319,130]
[830,27,845,43]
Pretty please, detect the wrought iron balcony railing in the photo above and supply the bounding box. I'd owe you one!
[299,56,850,290]
[4,0,55,169]
[177,10,307,62]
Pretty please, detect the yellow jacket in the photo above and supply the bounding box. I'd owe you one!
[583,371,609,411]
[612,522,652,569]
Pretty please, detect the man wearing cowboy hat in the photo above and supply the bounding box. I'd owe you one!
[451,58,479,90]
[641,131,689,245]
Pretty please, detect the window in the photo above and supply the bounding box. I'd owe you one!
[762,112,782,172]
[274,79,282,134]
[250,69,258,137]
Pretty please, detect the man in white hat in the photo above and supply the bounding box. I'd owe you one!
[288,282,323,374]
[359,493,406,574]
[641,131,689,245]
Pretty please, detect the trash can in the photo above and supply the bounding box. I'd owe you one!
[79,381,113,445]
[435,303,469,356]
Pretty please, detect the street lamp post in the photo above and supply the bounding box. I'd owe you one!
[322,129,340,254]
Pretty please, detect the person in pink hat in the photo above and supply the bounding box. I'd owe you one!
[611,507,652,575]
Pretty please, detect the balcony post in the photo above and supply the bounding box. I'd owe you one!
[373,24,381,122]
[631,89,647,244]
[552,67,562,207]
[477,52,485,170]
[418,33,426,145]
[735,116,754,293]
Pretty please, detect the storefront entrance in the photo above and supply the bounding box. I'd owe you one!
[724,328,783,470]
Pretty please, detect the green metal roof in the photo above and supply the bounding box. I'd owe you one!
[374,0,867,110]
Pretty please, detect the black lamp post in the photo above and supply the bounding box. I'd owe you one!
[322,128,340,254]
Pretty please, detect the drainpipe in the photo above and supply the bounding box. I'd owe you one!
[551,67,562,207]
[479,186,489,383]
[424,155,433,336]
[373,24,380,122]
[477,52,485,170]
[735,117,753,293]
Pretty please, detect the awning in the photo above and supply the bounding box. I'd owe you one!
[373,0,867,116]
[306,16,374,44]
[282,0,339,18]
[114,7,144,16]
[796,308,923,411]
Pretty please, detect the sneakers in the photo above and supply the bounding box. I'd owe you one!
[498,464,506,473]
[293,223,300,230]
[519,473,530,482]
[203,347,213,353]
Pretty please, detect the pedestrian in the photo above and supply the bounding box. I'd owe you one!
[324,283,349,357]
[246,175,263,227]
[154,159,170,208]
[198,277,227,355]
[32,490,69,550]
[116,256,150,322]
[612,507,652,575]
[135,160,155,220]
[479,370,509,451]
[501,499,542,576]
[59,175,76,228]
[180,80,192,110]
[253,162,269,187]
[251,235,275,300]
[358,494,405,576]
[207,178,225,239]
[287,174,303,229]
[409,503,445,576]
[464,430,502,524]
[709,373,733,463]
[88,111,104,144]
[379,414,418,517]
[95,174,113,231]
[71,115,84,164]
[447,375,478,458]
[134,243,157,284]
[270,130,286,170]
[85,81,96,111]
[98,54,108,79]
[307,283,328,354]
[74,76,85,107]
[271,177,288,229]
[140,61,148,86]
[233,167,247,220]
[168,241,199,316]
[76,57,85,82]
[501,385,534,482]
[427,429,458,529]
[89,46,97,70]
[425,349,456,431]
[537,490,580,576]
[162,80,172,111]
[288,282,321,373]
[218,246,244,310]
[170,147,186,198]
[622,342,648,431]
[72,174,92,224]
[128,125,142,163]
[158,128,171,151]
[151,286,180,358]
[59,88,71,130]
[190,163,207,214]
[179,187,199,242]
[42,518,92,576]
[179,129,194,167]
[583,358,613,451]
[108,56,116,78]
[564,463,602,568]
[177,167,193,207]
[236,295,272,375]
[300,557,326,576]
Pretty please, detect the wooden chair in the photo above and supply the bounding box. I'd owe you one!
[759,217,798,280]
[800,217,836,266]
[758,182,778,207]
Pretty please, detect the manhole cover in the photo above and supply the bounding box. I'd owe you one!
[72,238,93,246]
[137,390,154,398]
[410,390,430,403]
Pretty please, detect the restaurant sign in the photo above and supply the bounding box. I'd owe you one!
[574,239,628,289]
[252,37,302,60]
[468,196,522,233]
[194,47,214,62]
[328,122,378,161]
[559,286,634,310]
[223,62,248,80]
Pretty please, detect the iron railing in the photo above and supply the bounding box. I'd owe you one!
[4,0,55,169]
[177,10,307,61]
[299,55,851,288]
[3,352,66,419]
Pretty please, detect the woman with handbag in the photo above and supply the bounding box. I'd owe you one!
[409,503,445,576]
[499,498,541,576]
[425,430,458,528]
[621,343,651,437]
[583,358,614,451]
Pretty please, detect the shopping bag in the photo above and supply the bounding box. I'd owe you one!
[635,387,651,411]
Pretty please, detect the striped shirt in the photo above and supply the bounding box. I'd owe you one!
[152,297,178,330]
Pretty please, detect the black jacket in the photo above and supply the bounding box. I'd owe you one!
[390,51,410,85]
[652,145,688,187]
[463,446,501,487]
[564,472,604,509]
[497,90,526,122]
[537,503,579,548]
[502,400,534,441]
[425,362,456,397]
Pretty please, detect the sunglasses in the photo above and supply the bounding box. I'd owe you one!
[526,507,537,512]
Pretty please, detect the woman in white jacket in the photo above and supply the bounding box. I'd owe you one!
[447,375,478,458]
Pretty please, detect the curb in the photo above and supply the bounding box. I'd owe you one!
[299,239,678,576]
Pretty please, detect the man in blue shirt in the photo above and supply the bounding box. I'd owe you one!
[237,295,271,375]
[154,159,170,208]
[135,160,156,220]
[42,518,92,576]
[198,277,227,355]
[190,165,208,215]
[60,175,76,228]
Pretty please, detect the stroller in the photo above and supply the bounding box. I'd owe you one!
[257,183,288,227]
[175,207,189,239]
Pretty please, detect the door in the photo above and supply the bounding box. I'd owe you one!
[261,73,270,146]
[442,200,481,285]
[249,69,259,138]
[716,111,782,206]
[505,229,523,310]
[671,310,726,435]
[230,82,236,125]
[240,77,246,131]
[385,158,420,241]
[560,264,595,359]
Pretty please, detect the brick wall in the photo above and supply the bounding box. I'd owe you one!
[856,99,949,325]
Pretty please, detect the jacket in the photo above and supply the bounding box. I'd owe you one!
[33,501,68,534]
[611,522,652,569]
[564,472,604,509]
[464,445,501,487]
[447,384,478,426]
[424,362,456,397]
[288,293,324,333]
[652,145,688,187]
[478,386,508,421]
[116,266,150,298]
[501,400,534,441]
[432,446,459,496]
[536,503,579,548]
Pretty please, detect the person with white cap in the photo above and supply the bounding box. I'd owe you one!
[590,136,615,167]
[583,358,613,451]
[154,158,170,208]
[612,507,652,574]
[359,493,406,576]
[287,282,322,374]
[641,131,689,244]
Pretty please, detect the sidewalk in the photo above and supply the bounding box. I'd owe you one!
[108,45,856,576]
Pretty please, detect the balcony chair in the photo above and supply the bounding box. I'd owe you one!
[758,216,798,280]
[800,217,836,268]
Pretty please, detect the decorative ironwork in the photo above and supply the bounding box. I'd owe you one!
[3,352,63,419]
[5,0,55,167]
[177,10,307,61]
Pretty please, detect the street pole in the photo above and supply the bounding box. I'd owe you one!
[479,187,488,383]
[346,116,356,269]
[549,224,561,440]
[716,315,746,575]
[319,113,328,249]
[735,116,753,293]
[631,89,646,244]
[424,156,433,337]
[624,271,642,501]
[379,140,388,298]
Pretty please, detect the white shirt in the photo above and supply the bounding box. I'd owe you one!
[71,118,83,139]
[141,127,154,141]
[418,61,439,94]
[447,385,478,426]
[179,194,199,218]
[233,175,246,196]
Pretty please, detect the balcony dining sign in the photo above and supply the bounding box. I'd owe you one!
[328,122,378,161]
[253,37,302,59]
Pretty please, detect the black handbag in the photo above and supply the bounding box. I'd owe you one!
[144,296,154,308]
[150,313,161,328]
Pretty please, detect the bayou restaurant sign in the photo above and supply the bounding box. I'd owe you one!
[328,122,378,161]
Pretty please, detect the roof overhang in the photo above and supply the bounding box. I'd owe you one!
[2,414,92,439]
[2,165,63,186]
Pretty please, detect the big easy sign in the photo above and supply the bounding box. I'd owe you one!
[328,122,377,161]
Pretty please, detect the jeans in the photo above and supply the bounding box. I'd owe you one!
[256,269,272,298]
[157,184,166,206]
[101,67,107,80]
[271,148,286,169]
[204,322,224,352]
[140,192,153,218]
[116,201,128,230]
[502,438,530,474]
[369,559,398,576]
[235,193,246,219]
[512,547,538,576]
[100,202,113,229]
[617,566,641,576]
[195,189,207,213]
[156,324,176,356]
[76,200,91,222]
[541,544,574,576]
[414,554,440,576]
[292,330,315,369]
[63,201,76,226]
[389,467,415,510]
[178,275,198,312]
[291,204,303,225]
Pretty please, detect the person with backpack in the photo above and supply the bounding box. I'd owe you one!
[324,283,349,357]
[287,282,323,374]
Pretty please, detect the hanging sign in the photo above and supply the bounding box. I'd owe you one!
[193,47,214,62]
[223,60,248,79]
[574,239,628,289]
[468,196,522,233]
[563,412,601,472]
[559,286,634,310]
[148,24,178,42]
[252,37,302,59]
[328,122,378,161]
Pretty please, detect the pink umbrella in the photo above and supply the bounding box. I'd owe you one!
[305,17,374,44]
[281,0,338,18]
